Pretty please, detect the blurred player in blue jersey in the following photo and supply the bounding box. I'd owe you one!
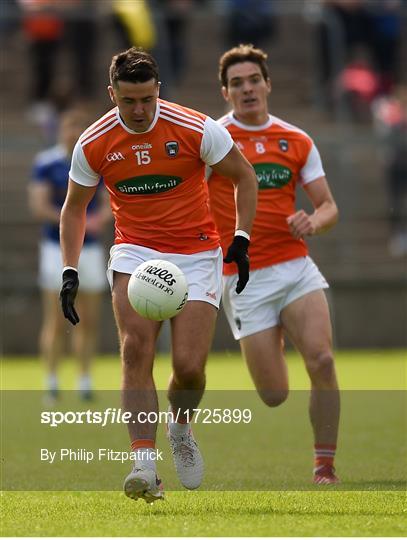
[29,108,112,401]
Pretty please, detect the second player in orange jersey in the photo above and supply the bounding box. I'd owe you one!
[208,44,340,485]
[59,47,258,501]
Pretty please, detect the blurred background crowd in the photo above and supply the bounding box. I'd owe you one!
[1,0,406,356]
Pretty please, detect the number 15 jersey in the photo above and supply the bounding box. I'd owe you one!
[69,99,233,254]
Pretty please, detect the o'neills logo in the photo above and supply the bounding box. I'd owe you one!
[115,175,182,195]
[254,163,292,189]
[144,265,176,286]
[135,272,174,295]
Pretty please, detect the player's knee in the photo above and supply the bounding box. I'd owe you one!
[43,316,64,338]
[259,388,289,407]
[173,363,205,386]
[121,333,155,371]
[307,352,335,382]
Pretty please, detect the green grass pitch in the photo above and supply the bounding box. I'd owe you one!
[1,350,406,536]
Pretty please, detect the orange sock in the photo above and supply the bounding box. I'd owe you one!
[131,439,155,451]
[314,444,336,469]
[130,439,157,471]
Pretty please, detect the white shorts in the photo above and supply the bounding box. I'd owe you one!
[107,243,223,309]
[39,239,107,292]
[222,256,329,340]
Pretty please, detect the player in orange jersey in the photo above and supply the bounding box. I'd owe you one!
[208,44,340,485]
[59,47,258,502]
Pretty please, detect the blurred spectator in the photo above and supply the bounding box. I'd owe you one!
[111,0,195,98]
[223,0,277,48]
[310,0,404,116]
[0,0,22,89]
[372,85,407,257]
[19,0,98,141]
[0,0,21,38]
[368,0,403,95]
[155,0,193,86]
[19,0,64,135]
[335,47,380,122]
[311,0,371,112]
[330,0,371,51]
[28,108,112,402]
[111,0,156,50]
[111,0,177,96]
[59,0,98,102]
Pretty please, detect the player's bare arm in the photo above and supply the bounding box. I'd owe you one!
[59,179,97,325]
[211,143,258,293]
[85,189,112,236]
[287,177,338,239]
[28,182,60,224]
[60,179,97,269]
[211,143,258,235]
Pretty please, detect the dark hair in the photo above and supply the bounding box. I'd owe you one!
[109,47,159,86]
[219,44,269,87]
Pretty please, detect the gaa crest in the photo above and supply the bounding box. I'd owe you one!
[279,139,289,152]
[165,141,179,157]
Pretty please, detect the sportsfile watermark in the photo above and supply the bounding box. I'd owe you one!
[2,390,406,491]
[40,407,252,427]
[40,448,163,464]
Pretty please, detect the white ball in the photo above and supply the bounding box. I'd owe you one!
[127,259,189,321]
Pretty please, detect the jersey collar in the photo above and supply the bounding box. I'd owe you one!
[228,112,273,131]
[116,101,161,134]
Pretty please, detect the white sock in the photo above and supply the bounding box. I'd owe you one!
[134,448,157,472]
[168,420,190,437]
[47,374,58,391]
[78,374,92,392]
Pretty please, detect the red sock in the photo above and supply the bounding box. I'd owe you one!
[314,444,336,469]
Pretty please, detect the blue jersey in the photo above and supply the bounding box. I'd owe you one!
[32,144,101,244]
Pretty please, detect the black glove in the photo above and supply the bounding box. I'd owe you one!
[223,235,250,294]
[60,268,80,325]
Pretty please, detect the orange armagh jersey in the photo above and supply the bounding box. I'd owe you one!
[208,113,325,275]
[69,99,233,254]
